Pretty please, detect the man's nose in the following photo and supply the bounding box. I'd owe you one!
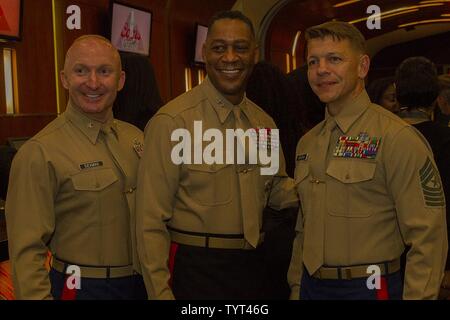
[86,71,100,89]
[317,59,329,75]
[222,46,239,62]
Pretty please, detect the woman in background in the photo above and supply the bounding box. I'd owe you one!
[367,76,399,113]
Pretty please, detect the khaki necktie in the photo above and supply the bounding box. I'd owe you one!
[232,106,260,247]
[101,125,131,190]
[303,117,337,275]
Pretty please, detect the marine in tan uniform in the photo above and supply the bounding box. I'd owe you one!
[287,21,447,300]
[5,35,146,300]
[136,11,297,300]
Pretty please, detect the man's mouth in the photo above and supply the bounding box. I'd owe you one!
[84,93,103,101]
[317,81,337,88]
[217,67,243,76]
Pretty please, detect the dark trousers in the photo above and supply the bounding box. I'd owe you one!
[49,268,147,300]
[171,243,265,300]
[300,267,403,300]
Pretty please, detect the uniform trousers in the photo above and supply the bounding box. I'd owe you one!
[300,267,403,300]
[49,268,147,300]
[170,243,266,300]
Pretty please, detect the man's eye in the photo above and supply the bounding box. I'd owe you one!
[212,45,226,53]
[99,68,112,75]
[329,56,342,63]
[235,45,249,53]
[307,60,317,67]
[75,68,87,75]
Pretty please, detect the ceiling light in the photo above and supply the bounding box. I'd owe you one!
[398,18,450,27]
[349,3,444,24]
[420,0,450,3]
[333,0,361,8]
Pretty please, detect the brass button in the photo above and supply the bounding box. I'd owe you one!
[243,169,248,174]
[88,122,94,128]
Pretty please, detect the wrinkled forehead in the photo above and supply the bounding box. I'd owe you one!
[306,36,353,57]
[64,37,121,70]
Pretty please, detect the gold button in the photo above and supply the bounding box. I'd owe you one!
[243,169,248,174]
[88,123,94,128]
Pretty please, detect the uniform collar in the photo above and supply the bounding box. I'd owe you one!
[201,76,250,124]
[323,90,371,134]
[64,103,117,144]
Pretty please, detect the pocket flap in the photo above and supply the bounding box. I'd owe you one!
[71,168,118,191]
[326,160,376,183]
[186,163,231,173]
[295,163,310,184]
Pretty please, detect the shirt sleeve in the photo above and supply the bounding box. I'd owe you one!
[287,205,304,300]
[136,114,180,300]
[384,127,448,299]
[267,142,299,210]
[5,141,56,300]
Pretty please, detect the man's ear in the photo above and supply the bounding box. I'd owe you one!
[117,71,126,92]
[60,70,69,89]
[358,54,370,79]
[202,43,207,63]
[253,45,260,64]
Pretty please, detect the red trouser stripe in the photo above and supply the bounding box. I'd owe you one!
[168,242,179,288]
[61,275,77,300]
[376,276,389,300]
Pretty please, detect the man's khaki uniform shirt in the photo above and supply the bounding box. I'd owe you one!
[6,104,143,299]
[288,91,447,300]
[136,77,298,299]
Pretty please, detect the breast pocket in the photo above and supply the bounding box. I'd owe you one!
[326,159,377,217]
[71,168,118,191]
[295,162,311,221]
[185,163,232,206]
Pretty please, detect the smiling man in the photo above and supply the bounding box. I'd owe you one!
[288,21,447,300]
[136,11,297,300]
[6,35,146,299]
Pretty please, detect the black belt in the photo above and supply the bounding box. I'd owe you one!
[168,227,264,250]
[51,257,135,279]
[311,259,401,280]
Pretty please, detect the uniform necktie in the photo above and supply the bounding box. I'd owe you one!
[101,125,130,189]
[303,117,337,275]
[232,106,260,248]
[232,106,249,164]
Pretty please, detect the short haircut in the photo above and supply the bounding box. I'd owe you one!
[207,10,255,40]
[305,21,366,54]
[438,74,450,104]
[65,34,122,70]
[395,56,439,109]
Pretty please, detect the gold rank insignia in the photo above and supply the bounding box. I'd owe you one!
[420,157,445,207]
[133,139,144,158]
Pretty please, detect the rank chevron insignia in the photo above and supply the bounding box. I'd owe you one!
[419,157,445,207]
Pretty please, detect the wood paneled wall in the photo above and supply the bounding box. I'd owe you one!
[0,0,57,144]
[0,0,234,144]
